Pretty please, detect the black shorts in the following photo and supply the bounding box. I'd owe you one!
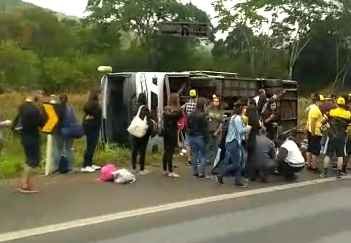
[21,133,41,168]
[307,133,322,156]
[325,135,347,158]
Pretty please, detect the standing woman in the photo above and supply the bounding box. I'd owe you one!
[131,93,152,175]
[246,98,261,180]
[57,94,78,172]
[81,89,102,173]
[207,95,224,166]
[162,93,182,177]
[188,97,209,178]
[215,104,251,187]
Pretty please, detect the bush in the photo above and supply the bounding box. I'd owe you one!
[0,40,41,88]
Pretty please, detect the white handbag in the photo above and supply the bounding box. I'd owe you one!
[127,105,149,138]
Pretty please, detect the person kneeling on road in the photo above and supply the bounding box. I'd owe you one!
[276,134,305,181]
[251,128,276,183]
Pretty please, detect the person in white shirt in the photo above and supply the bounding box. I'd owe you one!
[276,134,305,181]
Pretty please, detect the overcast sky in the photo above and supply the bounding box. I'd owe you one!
[23,0,217,19]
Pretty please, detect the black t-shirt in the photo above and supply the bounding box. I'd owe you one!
[17,102,45,134]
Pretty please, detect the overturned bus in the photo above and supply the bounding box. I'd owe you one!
[99,70,298,147]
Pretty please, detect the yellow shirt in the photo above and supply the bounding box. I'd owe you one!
[307,104,323,136]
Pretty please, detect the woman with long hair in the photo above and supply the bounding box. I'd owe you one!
[81,89,102,172]
[215,103,251,187]
[162,93,182,177]
[130,93,152,175]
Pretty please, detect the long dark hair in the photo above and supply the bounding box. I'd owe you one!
[137,93,147,106]
[196,97,207,112]
[88,89,100,103]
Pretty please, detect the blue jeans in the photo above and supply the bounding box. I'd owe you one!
[219,140,243,184]
[188,135,207,176]
[54,134,74,170]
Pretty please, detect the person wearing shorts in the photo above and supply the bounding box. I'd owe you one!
[14,96,45,193]
[306,94,323,171]
[322,97,351,178]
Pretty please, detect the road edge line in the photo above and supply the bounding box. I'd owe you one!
[1,176,350,242]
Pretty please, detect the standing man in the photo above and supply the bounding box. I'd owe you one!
[207,95,224,166]
[182,89,198,165]
[305,94,323,172]
[322,97,351,178]
[14,95,45,193]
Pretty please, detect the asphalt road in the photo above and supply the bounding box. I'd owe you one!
[9,180,351,243]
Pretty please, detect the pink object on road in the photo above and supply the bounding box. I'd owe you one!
[99,164,118,182]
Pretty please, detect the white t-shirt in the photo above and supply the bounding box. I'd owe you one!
[281,139,305,167]
[253,96,260,105]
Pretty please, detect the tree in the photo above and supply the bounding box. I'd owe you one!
[87,0,179,45]
[214,0,341,79]
[0,40,40,88]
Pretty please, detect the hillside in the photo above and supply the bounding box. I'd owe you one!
[0,0,79,20]
[0,0,37,11]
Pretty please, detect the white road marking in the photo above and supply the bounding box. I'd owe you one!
[0,176,350,242]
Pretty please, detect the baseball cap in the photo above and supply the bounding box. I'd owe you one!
[337,97,346,105]
[189,89,197,97]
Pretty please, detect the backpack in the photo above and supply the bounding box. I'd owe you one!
[177,112,188,131]
[99,164,118,182]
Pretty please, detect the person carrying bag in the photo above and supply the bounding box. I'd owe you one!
[129,93,152,175]
[127,105,149,138]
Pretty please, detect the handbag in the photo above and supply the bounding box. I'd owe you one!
[127,105,149,138]
[61,106,85,139]
[61,124,85,139]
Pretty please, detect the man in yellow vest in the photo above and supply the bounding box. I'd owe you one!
[322,97,351,178]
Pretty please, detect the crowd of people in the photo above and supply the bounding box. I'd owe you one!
[0,89,103,193]
[2,87,349,194]
[130,88,306,188]
[305,93,351,179]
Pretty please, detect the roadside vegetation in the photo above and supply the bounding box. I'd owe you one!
[0,0,350,177]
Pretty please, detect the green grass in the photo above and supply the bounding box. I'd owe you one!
[0,92,164,178]
[0,92,309,179]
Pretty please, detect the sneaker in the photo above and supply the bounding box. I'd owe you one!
[235,181,248,188]
[17,187,39,193]
[81,166,95,173]
[91,165,101,170]
[162,171,169,176]
[336,170,342,179]
[320,169,328,178]
[168,172,180,178]
[139,169,150,176]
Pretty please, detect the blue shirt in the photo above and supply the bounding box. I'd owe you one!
[226,115,246,144]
